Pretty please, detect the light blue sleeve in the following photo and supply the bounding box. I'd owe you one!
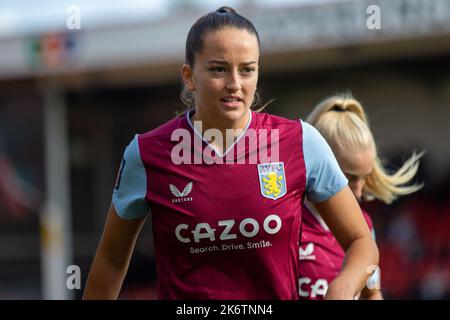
[112,135,150,219]
[301,120,348,203]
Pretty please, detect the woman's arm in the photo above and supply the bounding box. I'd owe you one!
[314,186,379,300]
[359,287,384,300]
[83,204,147,299]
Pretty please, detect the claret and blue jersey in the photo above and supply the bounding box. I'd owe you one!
[298,202,379,300]
[112,110,347,299]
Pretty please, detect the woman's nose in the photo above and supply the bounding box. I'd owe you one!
[226,71,241,92]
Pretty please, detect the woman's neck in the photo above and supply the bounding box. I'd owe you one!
[190,109,250,155]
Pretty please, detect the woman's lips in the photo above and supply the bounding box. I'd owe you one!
[220,97,242,108]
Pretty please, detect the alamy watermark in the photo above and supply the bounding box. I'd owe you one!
[66,264,81,290]
[66,5,81,30]
[171,121,280,165]
[366,5,382,30]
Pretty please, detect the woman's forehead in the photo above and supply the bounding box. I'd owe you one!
[338,148,375,175]
[198,28,259,59]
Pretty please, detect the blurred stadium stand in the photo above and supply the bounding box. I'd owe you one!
[0,0,449,299]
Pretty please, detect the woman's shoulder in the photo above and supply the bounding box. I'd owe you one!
[139,113,185,141]
[256,111,301,128]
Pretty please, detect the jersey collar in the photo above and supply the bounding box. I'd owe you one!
[186,109,254,158]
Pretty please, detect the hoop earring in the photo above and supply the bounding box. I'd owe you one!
[180,86,194,109]
[251,90,261,108]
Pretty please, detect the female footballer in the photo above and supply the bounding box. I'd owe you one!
[83,7,378,300]
[298,94,422,300]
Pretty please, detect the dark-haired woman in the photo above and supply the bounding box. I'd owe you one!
[83,7,378,300]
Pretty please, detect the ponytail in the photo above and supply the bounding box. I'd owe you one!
[307,92,423,204]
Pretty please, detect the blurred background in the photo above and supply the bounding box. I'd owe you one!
[0,0,449,300]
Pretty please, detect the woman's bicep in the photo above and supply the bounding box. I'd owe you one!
[314,186,371,251]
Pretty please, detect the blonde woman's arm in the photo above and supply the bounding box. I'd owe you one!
[360,287,384,300]
[314,186,379,300]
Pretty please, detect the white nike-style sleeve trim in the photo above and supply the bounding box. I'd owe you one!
[112,135,150,219]
[301,120,348,203]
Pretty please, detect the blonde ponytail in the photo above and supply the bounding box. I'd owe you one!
[364,152,424,204]
[307,92,423,204]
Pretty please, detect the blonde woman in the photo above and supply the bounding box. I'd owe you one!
[298,93,423,300]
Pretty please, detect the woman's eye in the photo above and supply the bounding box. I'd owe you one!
[209,67,226,73]
[241,67,255,74]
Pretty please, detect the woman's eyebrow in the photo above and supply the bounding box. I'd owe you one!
[207,60,228,65]
[207,60,257,65]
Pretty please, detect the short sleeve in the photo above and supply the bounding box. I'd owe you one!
[301,120,348,203]
[112,135,150,219]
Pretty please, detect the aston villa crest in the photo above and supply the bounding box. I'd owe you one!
[257,162,287,200]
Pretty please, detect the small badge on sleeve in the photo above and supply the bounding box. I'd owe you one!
[114,158,126,190]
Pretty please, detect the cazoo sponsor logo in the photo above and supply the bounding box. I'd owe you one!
[175,214,282,244]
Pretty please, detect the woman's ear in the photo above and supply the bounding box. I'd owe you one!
[182,64,195,91]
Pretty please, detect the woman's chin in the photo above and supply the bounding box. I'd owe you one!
[219,106,248,122]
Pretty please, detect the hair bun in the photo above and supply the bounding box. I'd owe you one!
[216,6,236,14]
[330,104,346,112]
